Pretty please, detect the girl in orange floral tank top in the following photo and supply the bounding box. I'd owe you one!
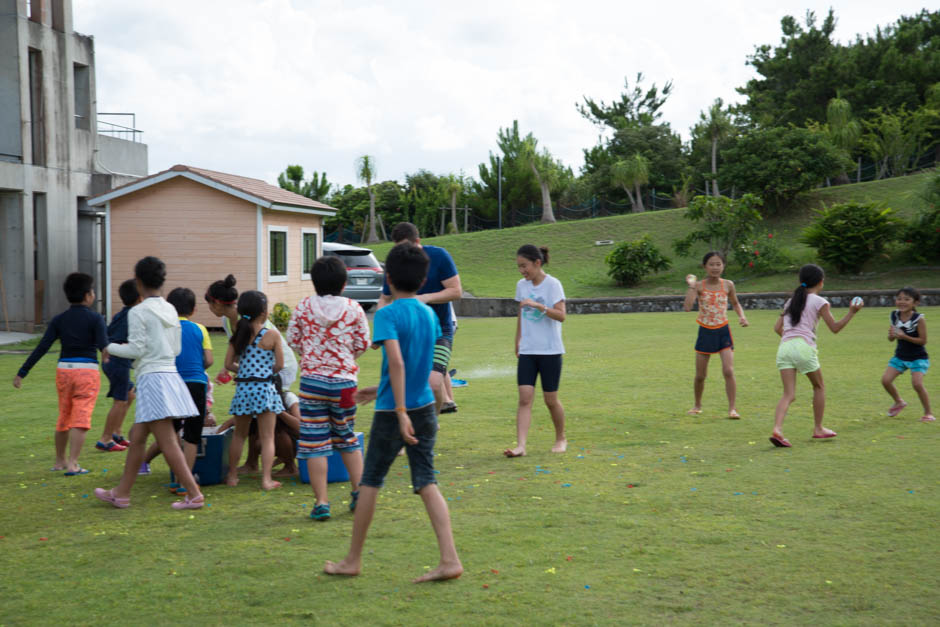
[683,252,749,418]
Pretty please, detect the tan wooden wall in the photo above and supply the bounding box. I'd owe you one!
[260,209,322,307]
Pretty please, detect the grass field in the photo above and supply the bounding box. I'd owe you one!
[1,307,938,624]
[369,169,939,299]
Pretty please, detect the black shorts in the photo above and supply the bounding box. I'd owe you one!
[695,324,734,354]
[517,354,563,392]
[103,359,134,401]
[173,381,207,445]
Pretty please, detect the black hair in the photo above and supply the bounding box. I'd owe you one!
[134,256,166,290]
[63,272,94,304]
[896,286,921,310]
[312,256,347,296]
[205,274,238,305]
[517,244,549,265]
[390,222,420,244]
[702,251,725,265]
[384,242,428,293]
[166,287,196,316]
[784,264,825,326]
[118,279,139,307]
[229,290,268,356]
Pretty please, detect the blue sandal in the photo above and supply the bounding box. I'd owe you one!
[349,490,359,512]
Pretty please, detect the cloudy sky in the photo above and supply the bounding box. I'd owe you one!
[74,0,930,189]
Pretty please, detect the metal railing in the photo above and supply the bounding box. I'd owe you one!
[97,112,143,142]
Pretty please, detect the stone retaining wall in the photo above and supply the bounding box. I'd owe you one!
[453,289,940,318]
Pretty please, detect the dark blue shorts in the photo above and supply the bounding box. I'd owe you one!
[517,354,563,392]
[103,359,134,401]
[360,404,438,494]
[695,324,733,354]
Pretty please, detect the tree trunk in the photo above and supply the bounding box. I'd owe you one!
[621,185,637,212]
[450,190,458,233]
[530,161,555,223]
[633,182,645,213]
[366,189,379,242]
[711,136,719,197]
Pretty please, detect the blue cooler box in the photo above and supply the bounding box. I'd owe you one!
[298,431,364,484]
[170,426,233,486]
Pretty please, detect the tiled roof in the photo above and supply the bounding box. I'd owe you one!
[89,163,337,212]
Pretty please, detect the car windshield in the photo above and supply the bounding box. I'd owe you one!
[332,250,380,268]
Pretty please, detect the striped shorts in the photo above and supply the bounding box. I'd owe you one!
[297,374,360,459]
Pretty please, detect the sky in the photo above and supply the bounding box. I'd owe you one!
[74,0,931,190]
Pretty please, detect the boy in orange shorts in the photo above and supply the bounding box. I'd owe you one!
[13,273,109,475]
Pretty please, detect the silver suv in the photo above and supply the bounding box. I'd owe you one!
[322,242,384,311]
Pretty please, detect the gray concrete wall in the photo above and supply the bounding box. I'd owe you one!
[454,289,940,318]
[0,3,22,163]
[97,134,148,177]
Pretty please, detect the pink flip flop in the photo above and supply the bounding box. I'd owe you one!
[887,400,908,417]
[171,494,204,510]
[812,431,838,439]
[921,414,936,423]
[94,488,130,509]
[769,434,791,448]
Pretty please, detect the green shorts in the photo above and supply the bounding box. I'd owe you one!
[776,338,820,374]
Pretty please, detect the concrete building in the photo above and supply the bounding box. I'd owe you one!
[0,0,148,331]
[89,164,337,329]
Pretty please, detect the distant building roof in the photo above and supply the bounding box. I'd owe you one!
[89,164,337,215]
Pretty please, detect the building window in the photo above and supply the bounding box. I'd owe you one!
[28,48,45,166]
[301,228,318,280]
[268,226,288,282]
[73,64,90,130]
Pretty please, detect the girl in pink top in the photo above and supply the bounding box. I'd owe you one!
[683,252,748,419]
[770,264,863,447]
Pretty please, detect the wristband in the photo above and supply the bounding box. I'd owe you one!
[395,406,407,413]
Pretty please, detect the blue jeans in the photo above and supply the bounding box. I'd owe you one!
[360,403,438,493]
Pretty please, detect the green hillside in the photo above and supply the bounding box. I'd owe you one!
[370,170,938,298]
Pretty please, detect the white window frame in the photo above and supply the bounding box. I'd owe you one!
[267,225,289,283]
[300,227,320,281]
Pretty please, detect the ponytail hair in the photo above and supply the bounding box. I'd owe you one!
[205,274,238,305]
[784,264,825,326]
[229,290,267,356]
[517,244,549,266]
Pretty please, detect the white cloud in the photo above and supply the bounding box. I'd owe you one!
[75,0,932,188]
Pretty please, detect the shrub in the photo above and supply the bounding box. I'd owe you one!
[902,173,940,263]
[801,202,900,274]
[271,302,292,331]
[732,231,792,273]
[719,126,852,211]
[606,235,672,286]
[673,194,764,259]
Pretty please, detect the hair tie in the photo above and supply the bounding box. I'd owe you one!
[800,283,807,288]
[241,314,251,320]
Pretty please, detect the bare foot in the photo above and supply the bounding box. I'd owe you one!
[237,464,258,475]
[261,480,282,491]
[273,466,296,477]
[52,464,67,471]
[413,561,463,583]
[687,407,702,415]
[551,439,567,453]
[225,473,239,487]
[324,558,361,577]
[728,410,741,419]
[503,446,526,458]
[397,447,406,457]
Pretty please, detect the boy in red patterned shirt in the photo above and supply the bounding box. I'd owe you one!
[287,256,370,520]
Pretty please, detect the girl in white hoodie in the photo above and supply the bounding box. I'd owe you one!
[94,257,204,510]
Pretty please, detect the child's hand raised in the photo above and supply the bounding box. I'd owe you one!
[685,274,697,288]
[397,410,418,446]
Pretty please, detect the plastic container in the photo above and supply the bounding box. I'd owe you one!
[297,431,364,484]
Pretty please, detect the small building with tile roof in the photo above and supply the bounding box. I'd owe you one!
[88,164,336,328]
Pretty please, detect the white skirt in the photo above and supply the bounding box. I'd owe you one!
[135,372,198,423]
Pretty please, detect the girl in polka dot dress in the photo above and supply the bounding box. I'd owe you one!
[224,290,285,490]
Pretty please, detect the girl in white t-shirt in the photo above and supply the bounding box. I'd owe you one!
[770,264,863,447]
[504,245,567,458]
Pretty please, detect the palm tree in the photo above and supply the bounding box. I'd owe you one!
[522,138,557,223]
[826,97,861,184]
[700,98,734,196]
[356,155,379,243]
[443,175,462,233]
[610,153,650,212]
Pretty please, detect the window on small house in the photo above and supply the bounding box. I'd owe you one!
[269,227,287,281]
[302,230,318,278]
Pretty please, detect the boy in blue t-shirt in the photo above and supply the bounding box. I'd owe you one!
[325,243,462,583]
[142,287,212,478]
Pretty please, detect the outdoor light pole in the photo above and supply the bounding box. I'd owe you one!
[497,156,502,230]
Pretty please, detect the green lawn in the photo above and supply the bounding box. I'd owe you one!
[369,169,938,298]
[1,308,938,624]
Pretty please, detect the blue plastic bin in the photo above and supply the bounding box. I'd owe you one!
[170,426,232,486]
[297,431,364,484]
